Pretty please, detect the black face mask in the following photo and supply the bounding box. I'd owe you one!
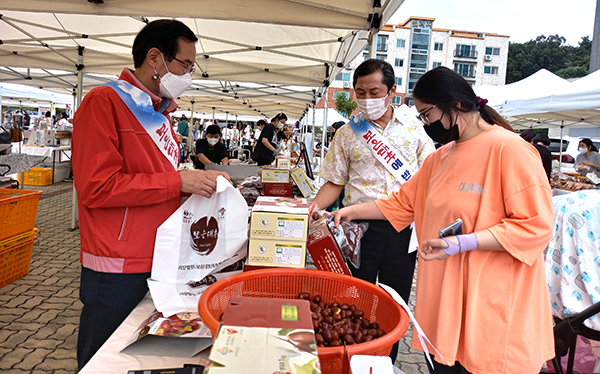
[424,119,460,145]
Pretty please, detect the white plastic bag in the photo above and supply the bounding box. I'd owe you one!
[149,176,248,315]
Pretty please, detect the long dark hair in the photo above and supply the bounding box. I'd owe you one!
[413,67,513,132]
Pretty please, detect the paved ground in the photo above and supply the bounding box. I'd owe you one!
[0,181,429,374]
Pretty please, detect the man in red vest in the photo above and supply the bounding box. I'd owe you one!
[72,19,229,369]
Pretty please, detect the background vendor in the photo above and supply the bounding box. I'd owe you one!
[195,124,229,169]
[575,138,600,179]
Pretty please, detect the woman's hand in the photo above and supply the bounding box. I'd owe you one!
[418,237,456,261]
[332,206,356,226]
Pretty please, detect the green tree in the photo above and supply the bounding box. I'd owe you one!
[506,35,590,83]
[334,92,357,118]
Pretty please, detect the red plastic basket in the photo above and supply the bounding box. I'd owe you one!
[198,268,409,374]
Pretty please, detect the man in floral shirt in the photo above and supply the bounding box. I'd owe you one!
[311,59,434,361]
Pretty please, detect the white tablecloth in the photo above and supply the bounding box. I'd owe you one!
[545,190,600,330]
[79,297,210,374]
[18,145,71,158]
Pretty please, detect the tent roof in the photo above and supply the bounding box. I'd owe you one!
[0,0,396,30]
[0,1,404,119]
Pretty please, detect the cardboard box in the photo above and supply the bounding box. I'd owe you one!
[259,167,290,183]
[263,182,293,197]
[120,299,213,358]
[306,217,351,276]
[247,239,306,268]
[207,296,321,374]
[290,166,315,197]
[250,196,309,242]
[275,156,291,169]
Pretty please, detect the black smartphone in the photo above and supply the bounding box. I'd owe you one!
[438,218,463,238]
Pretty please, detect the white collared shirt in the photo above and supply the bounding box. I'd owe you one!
[319,106,435,206]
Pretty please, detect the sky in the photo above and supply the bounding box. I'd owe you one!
[388,0,597,46]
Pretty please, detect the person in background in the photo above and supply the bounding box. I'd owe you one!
[58,112,71,127]
[194,124,229,169]
[253,119,265,150]
[532,132,552,180]
[176,115,189,136]
[311,59,435,362]
[520,129,551,181]
[72,19,230,369]
[575,138,600,178]
[41,111,51,130]
[23,111,31,130]
[274,113,289,141]
[252,115,283,166]
[333,66,554,374]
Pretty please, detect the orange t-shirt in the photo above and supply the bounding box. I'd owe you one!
[375,125,554,374]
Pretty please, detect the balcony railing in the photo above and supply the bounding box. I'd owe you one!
[377,45,388,52]
[454,50,478,59]
[455,70,476,79]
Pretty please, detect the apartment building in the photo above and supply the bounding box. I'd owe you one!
[321,16,509,109]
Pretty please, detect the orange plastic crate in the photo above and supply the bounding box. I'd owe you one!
[198,268,409,374]
[0,229,38,288]
[18,168,53,186]
[0,189,43,241]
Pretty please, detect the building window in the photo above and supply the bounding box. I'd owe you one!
[334,91,350,99]
[432,62,442,68]
[395,58,404,67]
[376,54,386,60]
[363,53,369,61]
[396,39,406,48]
[392,96,402,104]
[395,77,402,86]
[485,47,501,55]
[434,42,443,51]
[454,63,475,78]
[410,53,427,69]
[335,73,351,81]
[484,66,499,75]
[411,28,430,50]
[455,44,477,58]
[377,35,388,52]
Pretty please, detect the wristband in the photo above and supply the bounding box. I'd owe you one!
[440,233,478,256]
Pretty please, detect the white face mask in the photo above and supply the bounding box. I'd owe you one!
[277,122,284,129]
[155,54,192,99]
[356,94,389,121]
[579,147,588,154]
[207,137,219,146]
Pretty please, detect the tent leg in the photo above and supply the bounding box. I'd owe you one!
[322,89,329,168]
[71,63,84,231]
[559,122,564,173]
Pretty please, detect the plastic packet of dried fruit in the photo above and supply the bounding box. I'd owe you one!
[312,211,368,269]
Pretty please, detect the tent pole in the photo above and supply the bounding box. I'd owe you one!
[71,49,84,231]
[559,122,564,172]
[189,100,195,155]
[369,30,377,59]
[322,89,328,164]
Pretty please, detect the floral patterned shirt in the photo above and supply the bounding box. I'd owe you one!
[319,106,435,206]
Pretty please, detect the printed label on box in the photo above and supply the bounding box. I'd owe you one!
[276,218,305,239]
[274,244,303,265]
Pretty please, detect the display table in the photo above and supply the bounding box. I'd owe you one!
[17,145,71,183]
[545,190,600,331]
[79,297,210,374]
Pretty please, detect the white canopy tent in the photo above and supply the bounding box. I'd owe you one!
[305,108,348,128]
[0,1,407,229]
[0,0,405,119]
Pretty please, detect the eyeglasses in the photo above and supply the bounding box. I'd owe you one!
[164,53,196,75]
[416,105,436,125]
